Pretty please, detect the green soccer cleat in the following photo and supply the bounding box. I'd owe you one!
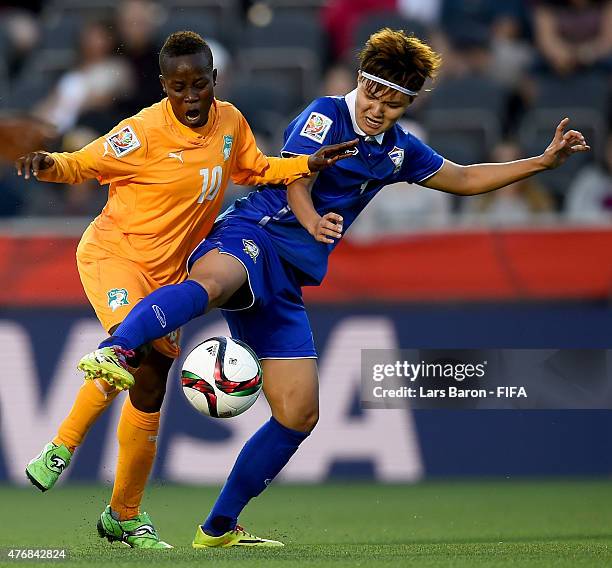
[97,506,173,549]
[78,346,136,390]
[25,442,72,492]
[192,524,284,548]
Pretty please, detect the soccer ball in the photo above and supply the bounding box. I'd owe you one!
[181,336,263,418]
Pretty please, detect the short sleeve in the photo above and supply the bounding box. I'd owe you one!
[400,134,444,184]
[281,97,341,157]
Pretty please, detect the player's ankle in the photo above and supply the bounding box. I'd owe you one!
[110,507,138,522]
[51,438,75,454]
[202,516,234,537]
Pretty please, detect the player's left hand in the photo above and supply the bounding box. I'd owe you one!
[541,118,590,169]
[310,212,343,244]
[307,139,359,171]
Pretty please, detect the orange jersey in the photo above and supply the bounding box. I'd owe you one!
[38,98,310,284]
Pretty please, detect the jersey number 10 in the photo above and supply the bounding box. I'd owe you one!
[198,166,223,203]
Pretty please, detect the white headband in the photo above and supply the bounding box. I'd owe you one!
[359,70,418,97]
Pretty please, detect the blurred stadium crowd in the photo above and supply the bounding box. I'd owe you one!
[0,0,610,236]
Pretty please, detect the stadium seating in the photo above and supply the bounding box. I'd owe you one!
[38,11,83,52]
[0,57,9,110]
[225,77,295,140]
[41,0,120,18]
[423,75,508,165]
[263,0,327,19]
[236,12,324,109]
[156,11,227,50]
[353,13,429,51]
[9,51,76,110]
[162,0,240,47]
[519,73,607,196]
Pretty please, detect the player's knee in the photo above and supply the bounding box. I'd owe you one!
[130,382,167,412]
[129,364,169,412]
[283,406,319,433]
[191,276,226,309]
[301,408,319,432]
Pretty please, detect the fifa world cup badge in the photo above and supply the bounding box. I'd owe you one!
[300,112,333,143]
[222,135,233,161]
[107,288,129,312]
[106,126,141,158]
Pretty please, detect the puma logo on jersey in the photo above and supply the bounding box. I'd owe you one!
[168,151,184,163]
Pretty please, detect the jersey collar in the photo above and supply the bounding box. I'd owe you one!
[344,89,384,145]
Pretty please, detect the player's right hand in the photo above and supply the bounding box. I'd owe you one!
[311,212,343,244]
[15,151,54,179]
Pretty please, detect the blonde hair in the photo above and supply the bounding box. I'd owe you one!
[358,28,442,95]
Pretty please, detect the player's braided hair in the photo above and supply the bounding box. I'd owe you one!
[159,30,213,73]
[359,28,442,96]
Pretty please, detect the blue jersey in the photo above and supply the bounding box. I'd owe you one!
[218,90,444,285]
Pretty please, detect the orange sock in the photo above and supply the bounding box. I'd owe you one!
[54,379,118,452]
[110,395,160,521]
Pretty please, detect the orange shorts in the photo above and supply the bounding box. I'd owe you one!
[76,230,181,360]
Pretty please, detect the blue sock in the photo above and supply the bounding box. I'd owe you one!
[100,280,208,351]
[202,417,310,536]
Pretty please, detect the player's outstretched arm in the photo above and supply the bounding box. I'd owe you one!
[14,119,145,185]
[15,147,99,185]
[287,176,343,244]
[233,139,358,186]
[232,109,356,186]
[422,118,590,196]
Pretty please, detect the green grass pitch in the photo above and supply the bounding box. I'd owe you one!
[1,480,611,567]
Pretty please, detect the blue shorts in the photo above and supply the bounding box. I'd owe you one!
[187,219,317,359]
